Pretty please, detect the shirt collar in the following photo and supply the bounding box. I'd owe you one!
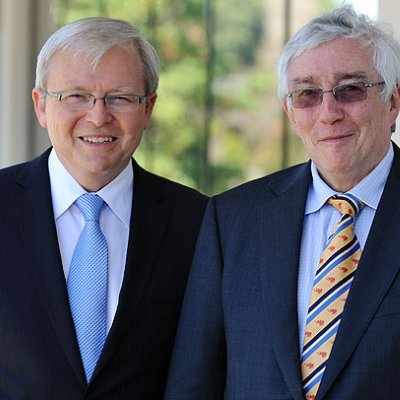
[305,143,394,215]
[48,149,133,227]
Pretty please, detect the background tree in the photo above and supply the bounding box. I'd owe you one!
[51,0,336,194]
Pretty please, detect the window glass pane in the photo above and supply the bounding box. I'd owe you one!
[50,0,337,194]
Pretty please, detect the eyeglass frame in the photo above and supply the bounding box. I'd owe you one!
[44,90,149,112]
[286,81,386,109]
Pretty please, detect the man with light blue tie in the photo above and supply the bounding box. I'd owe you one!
[0,17,207,399]
[165,6,400,399]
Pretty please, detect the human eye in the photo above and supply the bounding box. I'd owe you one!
[106,94,136,106]
[337,83,364,94]
[289,87,321,108]
[296,88,320,99]
[62,92,92,104]
[335,83,366,102]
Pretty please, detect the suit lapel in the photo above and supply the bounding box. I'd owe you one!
[258,163,311,400]
[95,160,171,374]
[12,153,174,385]
[316,145,400,399]
[12,150,86,387]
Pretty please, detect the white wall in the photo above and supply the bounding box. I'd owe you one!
[379,0,400,144]
[0,0,51,167]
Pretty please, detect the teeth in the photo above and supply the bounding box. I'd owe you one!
[82,137,114,143]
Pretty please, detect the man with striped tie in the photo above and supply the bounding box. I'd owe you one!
[165,6,400,400]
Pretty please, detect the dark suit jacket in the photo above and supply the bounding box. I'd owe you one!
[165,143,400,399]
[0,148,208,399]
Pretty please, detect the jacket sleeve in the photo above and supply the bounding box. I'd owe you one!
[164,197,226,399]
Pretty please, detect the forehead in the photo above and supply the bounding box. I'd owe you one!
[46,46,144,90]
[287,37,377,86]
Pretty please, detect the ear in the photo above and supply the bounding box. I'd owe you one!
[143,92,157,130]
[32,88,48,129]
[389,84,400,123]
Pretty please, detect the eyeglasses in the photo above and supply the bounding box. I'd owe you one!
[45,91,148,113]
[287,81,385,109]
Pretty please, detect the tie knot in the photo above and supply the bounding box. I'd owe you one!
[328,194,364,217]
[75,194,104,222]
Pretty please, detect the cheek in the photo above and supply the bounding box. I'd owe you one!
[118,120,145,150]
[289,112,314,141]
[46,113,77,144]
[121,114,147,136]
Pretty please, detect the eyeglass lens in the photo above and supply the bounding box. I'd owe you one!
[60,93,143,112]
[290,83,370,109]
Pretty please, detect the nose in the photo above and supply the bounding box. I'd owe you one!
[86,97,113,126]
[318,91,344,124]
[319,89,336,101]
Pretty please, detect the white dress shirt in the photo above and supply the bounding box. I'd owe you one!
[297,143,394,350]
[48,149,133,333]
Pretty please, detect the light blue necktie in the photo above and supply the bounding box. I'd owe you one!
[67,194,108,383]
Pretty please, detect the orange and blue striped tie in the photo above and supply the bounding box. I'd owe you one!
[301,193,364,400]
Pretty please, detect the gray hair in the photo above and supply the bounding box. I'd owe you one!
[35,17,160,95]
[277,6,400,104]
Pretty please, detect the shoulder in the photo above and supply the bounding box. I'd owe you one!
[0,149,51,185]
[214,161,311,206]
[194,162,310,245]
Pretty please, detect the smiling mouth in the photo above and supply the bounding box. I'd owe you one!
[80,136,116,143]
[321,133,353,142]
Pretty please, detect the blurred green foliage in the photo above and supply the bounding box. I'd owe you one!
[51,0,335,195]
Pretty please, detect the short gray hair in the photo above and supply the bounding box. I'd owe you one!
[35,17,160,95]
[277,6,400,103]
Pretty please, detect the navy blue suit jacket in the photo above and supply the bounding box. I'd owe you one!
[0,148,208,399]
[165,143,400,399]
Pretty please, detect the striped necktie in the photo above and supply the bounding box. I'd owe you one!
[301,193,364,400]
[67,194,108,383]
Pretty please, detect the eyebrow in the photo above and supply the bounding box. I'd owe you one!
[335,71,369,81]
[290,71,370,86]
[54,87,139,95]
